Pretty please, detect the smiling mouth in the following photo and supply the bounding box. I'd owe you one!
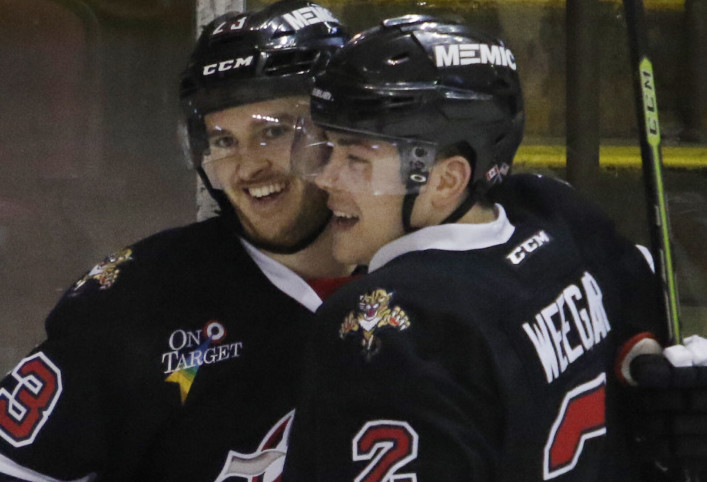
[332,210,359,228]
[244,181,287,201]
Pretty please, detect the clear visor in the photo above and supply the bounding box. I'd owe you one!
[291,123,438,195]
[199,97,318,190]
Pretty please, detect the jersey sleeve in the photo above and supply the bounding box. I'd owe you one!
[0,243,178,481]
[0,339,110,480]
[283,280,503,482]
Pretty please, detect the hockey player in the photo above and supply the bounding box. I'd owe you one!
[283,15,707,481]
[0,2,350,481]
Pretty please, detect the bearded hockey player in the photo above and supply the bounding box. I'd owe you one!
[0,2,350,481]
[283,15,707,481]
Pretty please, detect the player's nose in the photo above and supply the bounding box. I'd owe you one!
[236,154,272,181]
[315,153,344,192]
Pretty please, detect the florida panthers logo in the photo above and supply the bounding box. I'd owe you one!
[340,289,411,358]
[73,248,133,291]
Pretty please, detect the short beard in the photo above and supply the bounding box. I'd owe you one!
[232,183,330,253]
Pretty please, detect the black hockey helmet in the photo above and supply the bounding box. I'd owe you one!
[297,15,524,230]
[178,0,348,252]
[180,0,348,168]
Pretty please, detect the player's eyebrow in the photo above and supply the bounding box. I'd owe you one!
[207,111,297,132]
[206,126,233,137]
[206,126,232,138]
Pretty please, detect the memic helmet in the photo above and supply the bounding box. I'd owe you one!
[178,0,348,251]
[309,15,524,230]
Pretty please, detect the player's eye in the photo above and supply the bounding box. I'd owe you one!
[266,124,289,138]
[210,134,238,149]
[347,154,371,173]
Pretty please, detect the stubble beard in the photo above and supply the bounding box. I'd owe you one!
[230,182,330,251]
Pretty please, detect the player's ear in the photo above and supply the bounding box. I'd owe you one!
[429,155,471,210]
[411,155,471,227]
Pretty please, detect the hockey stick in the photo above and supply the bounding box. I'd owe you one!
[622,0,681,345]
[621,2,703,480]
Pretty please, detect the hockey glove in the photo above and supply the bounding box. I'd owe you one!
[627,335,707,479]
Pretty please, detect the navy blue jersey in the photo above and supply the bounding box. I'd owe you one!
[283,175,663,482]
[0,216,320,481]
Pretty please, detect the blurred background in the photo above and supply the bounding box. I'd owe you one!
[0,0,705,375]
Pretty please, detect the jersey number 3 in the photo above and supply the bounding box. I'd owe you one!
[353,420,419,482]
[0,352,63,447]
[543,372,606,479]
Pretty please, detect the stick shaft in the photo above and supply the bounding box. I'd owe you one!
[623,0,681,343]
[622,7,704,480]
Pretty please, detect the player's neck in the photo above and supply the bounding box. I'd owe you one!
[457,203,498,224]
[260,224,353,280]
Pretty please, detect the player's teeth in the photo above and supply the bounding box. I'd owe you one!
[334,211,356,219]
[248,182,285,198]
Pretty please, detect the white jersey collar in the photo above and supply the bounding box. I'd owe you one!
[240,238,322,313]
[368,204,515,272]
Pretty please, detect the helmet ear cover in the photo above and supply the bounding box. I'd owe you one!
[404,142,485,231]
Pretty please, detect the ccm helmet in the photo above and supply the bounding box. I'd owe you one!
[178,0,347,251]
[309,15,524,230]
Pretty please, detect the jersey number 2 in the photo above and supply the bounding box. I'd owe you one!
[543,372,606,479]
[353,420,419,482]
[0,352,63,447]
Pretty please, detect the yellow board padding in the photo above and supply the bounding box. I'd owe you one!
[490,0,683,9]
[311,0,685,11]
[515,145,707,169]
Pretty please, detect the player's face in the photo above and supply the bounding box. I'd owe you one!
[314,132,406,266]
[203,97,330,249]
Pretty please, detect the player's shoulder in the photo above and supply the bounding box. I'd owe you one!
[492,173,629,250]
[321,255,479,319]
[72,217,230,289]
[316,260,494,367]
[491,173,607,224]
[46,217,243,335]
[131,215,231,254]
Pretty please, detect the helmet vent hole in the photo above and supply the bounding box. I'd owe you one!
[273,27,295,38]
[413,147,427,158]
[264,50,319,76]
[386,53,410,66]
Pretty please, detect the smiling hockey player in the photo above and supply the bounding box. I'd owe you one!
[0,2,351,481]
[281,15,707,481]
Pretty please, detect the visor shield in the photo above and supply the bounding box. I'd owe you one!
[291,124,437,195]
[200,97,311,190]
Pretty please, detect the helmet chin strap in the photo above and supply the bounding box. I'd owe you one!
[440,189,477,224]
[197,168,331,255]
[401,192,419,233]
